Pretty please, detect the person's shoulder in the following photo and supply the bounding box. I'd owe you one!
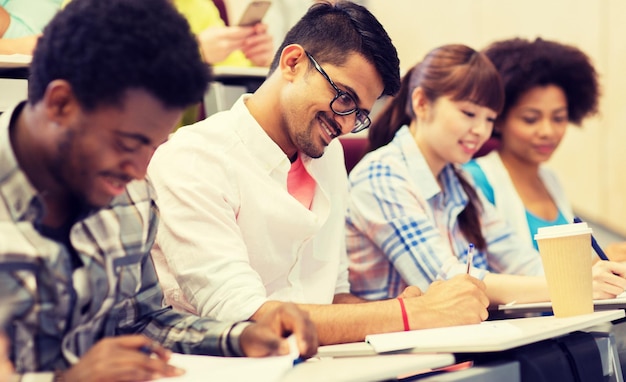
[349,143,406,182]
[538,165,565,190]
[461,159,483,181]
[538,164,560,179]
[153,112,238,165]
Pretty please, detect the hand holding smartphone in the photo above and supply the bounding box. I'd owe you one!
[237,1,272,26]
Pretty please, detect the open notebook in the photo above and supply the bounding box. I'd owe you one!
[498,291,626,313]
[151,353,294,382]
[316,309,624,357]
[150,352,455,382]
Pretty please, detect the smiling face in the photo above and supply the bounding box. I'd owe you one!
[278,48,383,159]
[497,84,568,166]
[412,90,497,175]
[49,89,181,208]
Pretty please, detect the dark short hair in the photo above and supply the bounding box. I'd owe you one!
[269,0,400,98]
[483,37,599,126]
[29,0,211,111]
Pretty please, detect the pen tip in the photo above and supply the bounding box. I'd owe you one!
[469,243,474,249]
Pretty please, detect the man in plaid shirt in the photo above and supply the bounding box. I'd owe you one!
[0,0,316,381]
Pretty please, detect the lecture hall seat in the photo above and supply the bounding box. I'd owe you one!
[339,136,368,174]
[474,137,500,158]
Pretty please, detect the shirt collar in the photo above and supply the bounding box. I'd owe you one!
[393,125,468,206]
[0,101,42,222]
[231,95,292,175]
[394,126,440,200]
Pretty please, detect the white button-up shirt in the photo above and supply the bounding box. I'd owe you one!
[149,96,351,322]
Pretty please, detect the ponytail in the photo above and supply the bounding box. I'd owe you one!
[453,167,487,251]
[366,66,417,153]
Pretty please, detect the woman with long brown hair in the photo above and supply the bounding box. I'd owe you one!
[346,44,626,305]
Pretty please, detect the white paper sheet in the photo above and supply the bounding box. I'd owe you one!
[150,353,293,382]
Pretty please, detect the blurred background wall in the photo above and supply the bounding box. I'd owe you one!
[368,0,626,236]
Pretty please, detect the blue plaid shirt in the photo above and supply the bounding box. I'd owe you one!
[346,126,543,299]
[0,103,246,379]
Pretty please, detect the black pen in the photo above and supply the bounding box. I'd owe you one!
[573,217,609,261]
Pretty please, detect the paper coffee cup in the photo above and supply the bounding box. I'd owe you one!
[534,222,593,317]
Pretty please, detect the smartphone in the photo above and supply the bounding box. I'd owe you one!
[237,1,272,26]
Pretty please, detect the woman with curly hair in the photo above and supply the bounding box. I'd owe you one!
[463,38,626,260]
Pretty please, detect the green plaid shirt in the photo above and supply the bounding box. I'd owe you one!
[0,103,246,378]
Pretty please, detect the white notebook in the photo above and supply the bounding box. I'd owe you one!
[151,350,454,382]
[282,353,454,382]
[364,309,624,354]
[499,292,626,313]
[151,353,294,382]
[0,54,31,68]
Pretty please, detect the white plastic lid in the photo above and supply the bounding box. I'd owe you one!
[534,222,593,240]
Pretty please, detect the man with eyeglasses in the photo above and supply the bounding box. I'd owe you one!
[148,0,490,345]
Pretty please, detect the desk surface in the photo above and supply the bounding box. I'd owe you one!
[0,54,31,68]
[498,294,626,314]
[212,65,268,79]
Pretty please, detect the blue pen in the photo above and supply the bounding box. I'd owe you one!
[293,357,305,366]
[139,342,159,357]
[139,345,153,355]
[573,217,609,261]
[465,243,475,274]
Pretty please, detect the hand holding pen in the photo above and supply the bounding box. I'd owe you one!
[573,217,609,261]
[58,335,183,382]
[573,217,626,298]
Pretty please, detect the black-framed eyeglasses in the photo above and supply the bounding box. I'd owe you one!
[305,51,371,134]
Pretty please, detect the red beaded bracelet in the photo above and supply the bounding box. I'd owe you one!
[397,297,410,331]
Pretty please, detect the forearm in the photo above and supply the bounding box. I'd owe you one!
[332,293,368,304]
[483,273,549,305]
[252,299,405,345]
[0,7,10,37]
[0,35,39,54]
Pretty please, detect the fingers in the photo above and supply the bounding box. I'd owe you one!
[67,336,184,381]
[242,303,318,359]
[284,307,318,359]
[113,335,171,361]
[418,276,490,326]
[241,33,273,66]
[451,273,487,291]
[266,303,318,359]
[592,261,626,298]
[215,26,257,40]
[398,285,422,298]
[240,323,282,358]
[197,26,255,63]
[252,23,268,34]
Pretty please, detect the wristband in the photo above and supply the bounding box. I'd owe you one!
[397,297,410,331]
